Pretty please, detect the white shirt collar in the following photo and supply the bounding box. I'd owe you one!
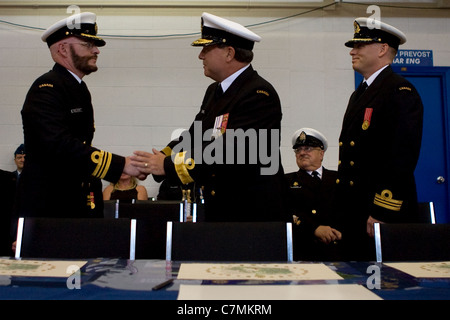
[220,64,250,92]
[67,69,82,84]
[307,166,323,178]
[365,64,389,87]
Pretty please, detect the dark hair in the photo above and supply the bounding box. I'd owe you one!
[234,47,254,63]
[218,44,254,63]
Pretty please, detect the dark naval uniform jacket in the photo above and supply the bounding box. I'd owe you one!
[0,169,17,255]
[285,167,339,260]
[336,65,423,259]
[17,63,125,218]
[159,65,288,222]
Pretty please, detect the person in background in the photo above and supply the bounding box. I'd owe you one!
[335,18,424,260]
[0,144,25,256]
[155,128,190,202]
[12,144,25,186]
[16,12,143,220]
[285,128,341,261]
[103,173,148,203]
[131,12,288,222]
[156,179,183,201]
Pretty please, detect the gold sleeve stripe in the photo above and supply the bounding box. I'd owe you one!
[174,151,194,185]
[373,189,403,212]
[91,150,113,179]
[161,146,173,156]
[98,151,112,179]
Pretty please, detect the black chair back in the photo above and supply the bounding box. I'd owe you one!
[417,202,436,224]
[166,221,293,262]
[118,201,183,259]
[374,223,450,262]
[15,217,135,259]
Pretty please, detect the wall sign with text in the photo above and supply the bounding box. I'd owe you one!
[393,50,433,67]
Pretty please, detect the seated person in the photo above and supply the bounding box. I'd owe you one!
[285,128,342,261]
[157,179,183,201]
[103,173,148,203]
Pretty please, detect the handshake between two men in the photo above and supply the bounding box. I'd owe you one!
[123,149,167,181]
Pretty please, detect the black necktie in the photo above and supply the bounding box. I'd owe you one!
[80,80,88,90]
[311,171,321,181]
[80,81,91,100]
[353,81,368,101]
[215,83,223,100]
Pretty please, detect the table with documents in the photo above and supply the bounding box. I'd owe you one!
[0,258,449,300]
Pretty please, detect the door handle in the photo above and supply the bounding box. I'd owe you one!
[437,176,446,184]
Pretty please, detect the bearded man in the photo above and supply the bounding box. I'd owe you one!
[16,12,141,219]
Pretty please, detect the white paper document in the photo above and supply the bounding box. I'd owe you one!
[0,259,86,277]
[385,261,450,278]
[177,263,343,281]
[177,284,382,300]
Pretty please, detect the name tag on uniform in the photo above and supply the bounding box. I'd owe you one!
[290,181,302,189]
[71,108,83,114]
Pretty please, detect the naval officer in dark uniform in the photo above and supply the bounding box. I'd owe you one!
[131,12,287,222]
[17,12,142,219]
[12,144,25,187]
[0,145,25,255]
[335,18,424,260]
[285,128,341,261]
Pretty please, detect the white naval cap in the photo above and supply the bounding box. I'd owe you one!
[292,128,328,151]
[192,12,261,50]
[345,17,406,50]
[41,12,105,47]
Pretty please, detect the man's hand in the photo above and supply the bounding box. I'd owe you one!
[123,156,148,180]
[367,215,383,237]
[130,149,166,176]
[314,225,342,244]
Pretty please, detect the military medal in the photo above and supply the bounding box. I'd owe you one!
[88,192,95,209]
[212,113,229,138]
[362,108,373,130]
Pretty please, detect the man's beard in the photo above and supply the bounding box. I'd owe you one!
[69,45,98,75]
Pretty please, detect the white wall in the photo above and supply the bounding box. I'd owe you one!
[1,3,449,197]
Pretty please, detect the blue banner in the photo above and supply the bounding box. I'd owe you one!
[392,50,433,67]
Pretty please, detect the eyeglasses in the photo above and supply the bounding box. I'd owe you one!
[294,146,321,154]
[70,42,97,49]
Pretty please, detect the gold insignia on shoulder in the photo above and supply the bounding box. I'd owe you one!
[399,86,412,91]
[373,189,403,211]
[256,90,269,97]
[39,83,53,88]
[293,215,301,226]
